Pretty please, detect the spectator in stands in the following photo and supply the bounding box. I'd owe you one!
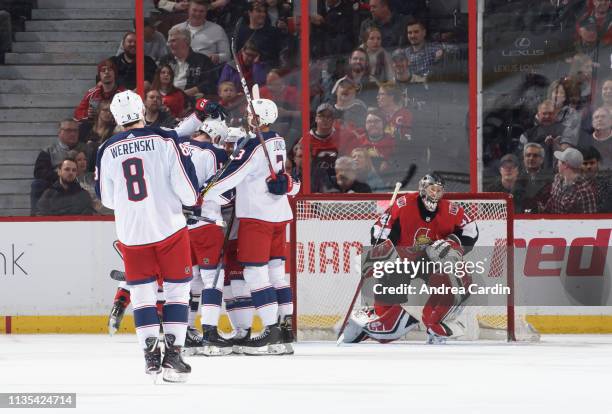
[575,16,601,58]
[331,48,379,105]
[581,145,612,212]
[359,0,407,48]
[260,68,300,143]
[602,78,612,110]
[376,82,412,141]
[265,0,292,31]
[287,139,302,182]
[217,81,245,125]
[219,41,268,94]
[404,17,444,78]
[74,59,125,123]
[151,64,187,118]
[111,32,158,90]
[539,147,597,213]
[519,100,566,169]
[578,106,612,170]
[361,26,393,83]
[520,143,552,213]
[352,147,386,192]
[144,89,177,128]
[236,1,286,66]
[361,109,395,175]
[332,156,372,193]
[566,53,596,109]
[31,119,89,215]
[36,157,95,216]
[483,154,526,213]
[72,150,111,215]
[159,26,217,96]
[391,49,425,84]
[81,100,115,168]
[117,18,169,63]
[170,0,230,65]
[310,0,354,58]
[576,0,612,46]
[333,78,368,130]
[548,79,581,146]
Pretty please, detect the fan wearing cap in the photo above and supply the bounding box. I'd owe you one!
[483,154,526,213]
[539,147,598,213]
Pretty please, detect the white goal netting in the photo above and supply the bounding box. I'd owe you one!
[292,193,538,341]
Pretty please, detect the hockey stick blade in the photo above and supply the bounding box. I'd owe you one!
[110,269,126,281]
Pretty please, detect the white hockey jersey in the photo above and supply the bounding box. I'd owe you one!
[95,126,199,245]
[184,140,232,230]
[203,130,300,223]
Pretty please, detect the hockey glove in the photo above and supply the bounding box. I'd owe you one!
[195,98,228,121]
[370,213,391,245]
[266,171,293,195]
[425,237,463,267]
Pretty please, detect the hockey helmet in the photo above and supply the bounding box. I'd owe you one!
[199,118,229,148]
[248,98,278,126]
[418,173,445,212]
[110,90,145,126]
[225,127,247,144]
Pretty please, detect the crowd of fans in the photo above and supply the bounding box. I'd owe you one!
[23,0,610,215]
[483,0,612,213]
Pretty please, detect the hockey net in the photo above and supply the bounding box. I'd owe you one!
[290,193,538,342]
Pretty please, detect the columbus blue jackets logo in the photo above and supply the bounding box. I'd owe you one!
[413,227,432,247]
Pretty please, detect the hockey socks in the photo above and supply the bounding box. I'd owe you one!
[243,265,278,327]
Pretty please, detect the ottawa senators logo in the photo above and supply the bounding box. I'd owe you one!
[413,227,432,247]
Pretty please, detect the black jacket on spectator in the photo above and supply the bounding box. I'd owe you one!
[146,109,177,129]
[236,23,286,66]
[33,142,89,185]
[159,49,217,96]
[312,0,355,58]
[359,14,408,49]
[36,181,95,216]
[110,53,157,90]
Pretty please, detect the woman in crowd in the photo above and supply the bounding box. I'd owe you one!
[151,64,187,118]
[361,26,392,83]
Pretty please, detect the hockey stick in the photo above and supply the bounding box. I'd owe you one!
[336,166,417,344]
[182,209,226,227]
[210,206,236,290]
[230,18,277,179]
[110,269,126,281]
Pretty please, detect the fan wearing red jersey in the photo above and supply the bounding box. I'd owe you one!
[341,173,479,344]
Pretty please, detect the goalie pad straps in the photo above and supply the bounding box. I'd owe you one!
[363,305,419,343]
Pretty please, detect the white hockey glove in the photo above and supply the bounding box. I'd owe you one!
[370,213,391,245]
[425,238,463,266]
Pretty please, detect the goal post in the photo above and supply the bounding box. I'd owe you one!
[289,192,533,342]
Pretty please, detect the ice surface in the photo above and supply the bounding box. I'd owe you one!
[1,334,610,413]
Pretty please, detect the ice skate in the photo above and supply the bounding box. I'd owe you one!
[426,330,447,345]
[242,324,284,355]
[183,326,203,356]
[200,325,233,356]
[279,315,295,355]
[143,337,161,383]
[231,328,251,354]
[161,334,191,383]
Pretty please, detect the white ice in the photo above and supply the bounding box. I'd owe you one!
[1,334,611,413]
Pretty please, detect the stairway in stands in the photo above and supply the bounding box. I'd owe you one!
[0,0,136,216]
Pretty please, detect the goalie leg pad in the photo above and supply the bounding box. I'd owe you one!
[269,258,293,317]
[161,281,190,347]
[131,281,160,349]
[364,305,419,343]
[422,274,467,338]
[243,265,278,326]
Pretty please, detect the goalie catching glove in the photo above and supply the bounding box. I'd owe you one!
[195,98,228,121]
[266,171,295,195]
[425,235,463,267]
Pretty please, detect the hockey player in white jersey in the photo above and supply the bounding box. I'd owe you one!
[203,99,299,355]
[183,118,235,356]
[96,90,203,382]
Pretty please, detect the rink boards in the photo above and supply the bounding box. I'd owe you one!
[0,218,611,334]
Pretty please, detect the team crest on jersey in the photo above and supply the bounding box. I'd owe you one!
[449,202,459,216]
[413,227,432,246]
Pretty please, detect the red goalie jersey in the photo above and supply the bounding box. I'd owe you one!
[374,192,479,253]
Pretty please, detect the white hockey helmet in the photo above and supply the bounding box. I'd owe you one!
[225,127,247,144]
[418,173,445,212]
[248,98,278,126]
[198,117,229,147]
[110,90,145,126]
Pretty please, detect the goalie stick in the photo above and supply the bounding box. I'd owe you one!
[230,18,277,179]
[335,166,417,344]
